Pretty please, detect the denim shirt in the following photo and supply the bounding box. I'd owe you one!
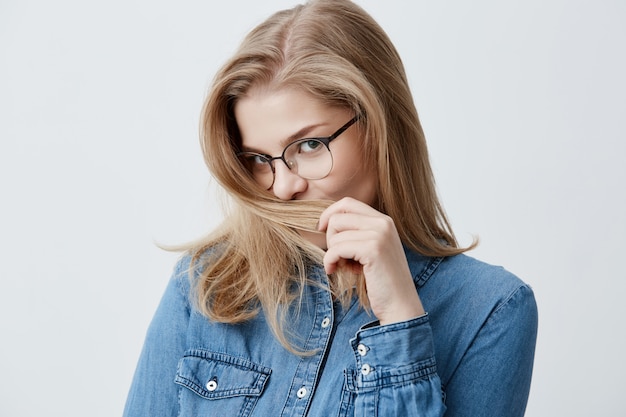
[124,250,537,417]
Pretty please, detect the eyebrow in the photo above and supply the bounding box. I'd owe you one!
[241,122,328,153]
[281,123,327,146]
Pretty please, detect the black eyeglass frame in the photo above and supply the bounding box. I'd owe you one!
[237,115,360,189]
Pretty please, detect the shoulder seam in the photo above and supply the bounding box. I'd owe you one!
[492,283,535,317]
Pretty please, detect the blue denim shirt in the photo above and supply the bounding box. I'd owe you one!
[124,250,537,417]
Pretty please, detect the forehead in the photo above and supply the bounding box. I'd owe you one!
[234,87,348,152]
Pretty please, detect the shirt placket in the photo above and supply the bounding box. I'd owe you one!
[280,271,334,417]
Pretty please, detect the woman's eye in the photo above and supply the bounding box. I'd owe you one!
[298,140,323,153]
[250,155,268,165]
[240,153,271,171]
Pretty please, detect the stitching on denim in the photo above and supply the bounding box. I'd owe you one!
[414,256,444,287]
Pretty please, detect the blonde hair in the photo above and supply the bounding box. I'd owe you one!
[188,0,474,353]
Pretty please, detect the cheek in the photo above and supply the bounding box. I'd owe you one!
[352,171,378,206]
[322,136,378,204]
[328,160,378,205]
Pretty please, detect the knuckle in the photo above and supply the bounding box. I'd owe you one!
[373,214,395,232]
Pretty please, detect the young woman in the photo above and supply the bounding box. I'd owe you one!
[124,1,538,416]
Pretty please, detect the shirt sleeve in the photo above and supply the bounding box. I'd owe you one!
[348,284,537,417]
[123,257,192,417]
[349,315,447,417]
[442,284,538,417]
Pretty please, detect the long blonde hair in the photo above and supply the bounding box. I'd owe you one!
[188,0,473,353]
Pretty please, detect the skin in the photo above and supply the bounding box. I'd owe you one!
[234,87,424,325]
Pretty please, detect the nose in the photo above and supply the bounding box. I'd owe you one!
[271,160,308,200]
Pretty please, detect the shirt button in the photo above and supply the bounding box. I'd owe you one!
[297,386,308,398]
[357,343,368,356]
[361,363,371,376]
[206,379,218,391]
[321,317,331,328]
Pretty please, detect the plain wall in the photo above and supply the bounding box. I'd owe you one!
[1,1,624,415]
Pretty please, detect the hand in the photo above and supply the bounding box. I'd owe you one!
[317,197,425,325]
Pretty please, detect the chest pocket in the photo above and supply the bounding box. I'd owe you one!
[175,349,272,417]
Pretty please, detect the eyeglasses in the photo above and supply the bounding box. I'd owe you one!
[237,116,359,190]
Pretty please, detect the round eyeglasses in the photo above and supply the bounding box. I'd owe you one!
[237,116,359,190]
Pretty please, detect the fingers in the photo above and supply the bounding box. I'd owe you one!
[322,231,372,274]
[317,197,425,324]
[318,197,396,275]
[317,197,379,233]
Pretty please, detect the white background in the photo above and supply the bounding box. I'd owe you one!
[1,1,625,415]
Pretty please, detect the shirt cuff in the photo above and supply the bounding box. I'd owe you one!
[348,314,437,388]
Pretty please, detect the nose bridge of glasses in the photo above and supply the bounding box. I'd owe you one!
[268,153,296,170]
[244,117,357,189]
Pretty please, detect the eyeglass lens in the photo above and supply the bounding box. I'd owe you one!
[239,139,333,189]
[237,116,358,189]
